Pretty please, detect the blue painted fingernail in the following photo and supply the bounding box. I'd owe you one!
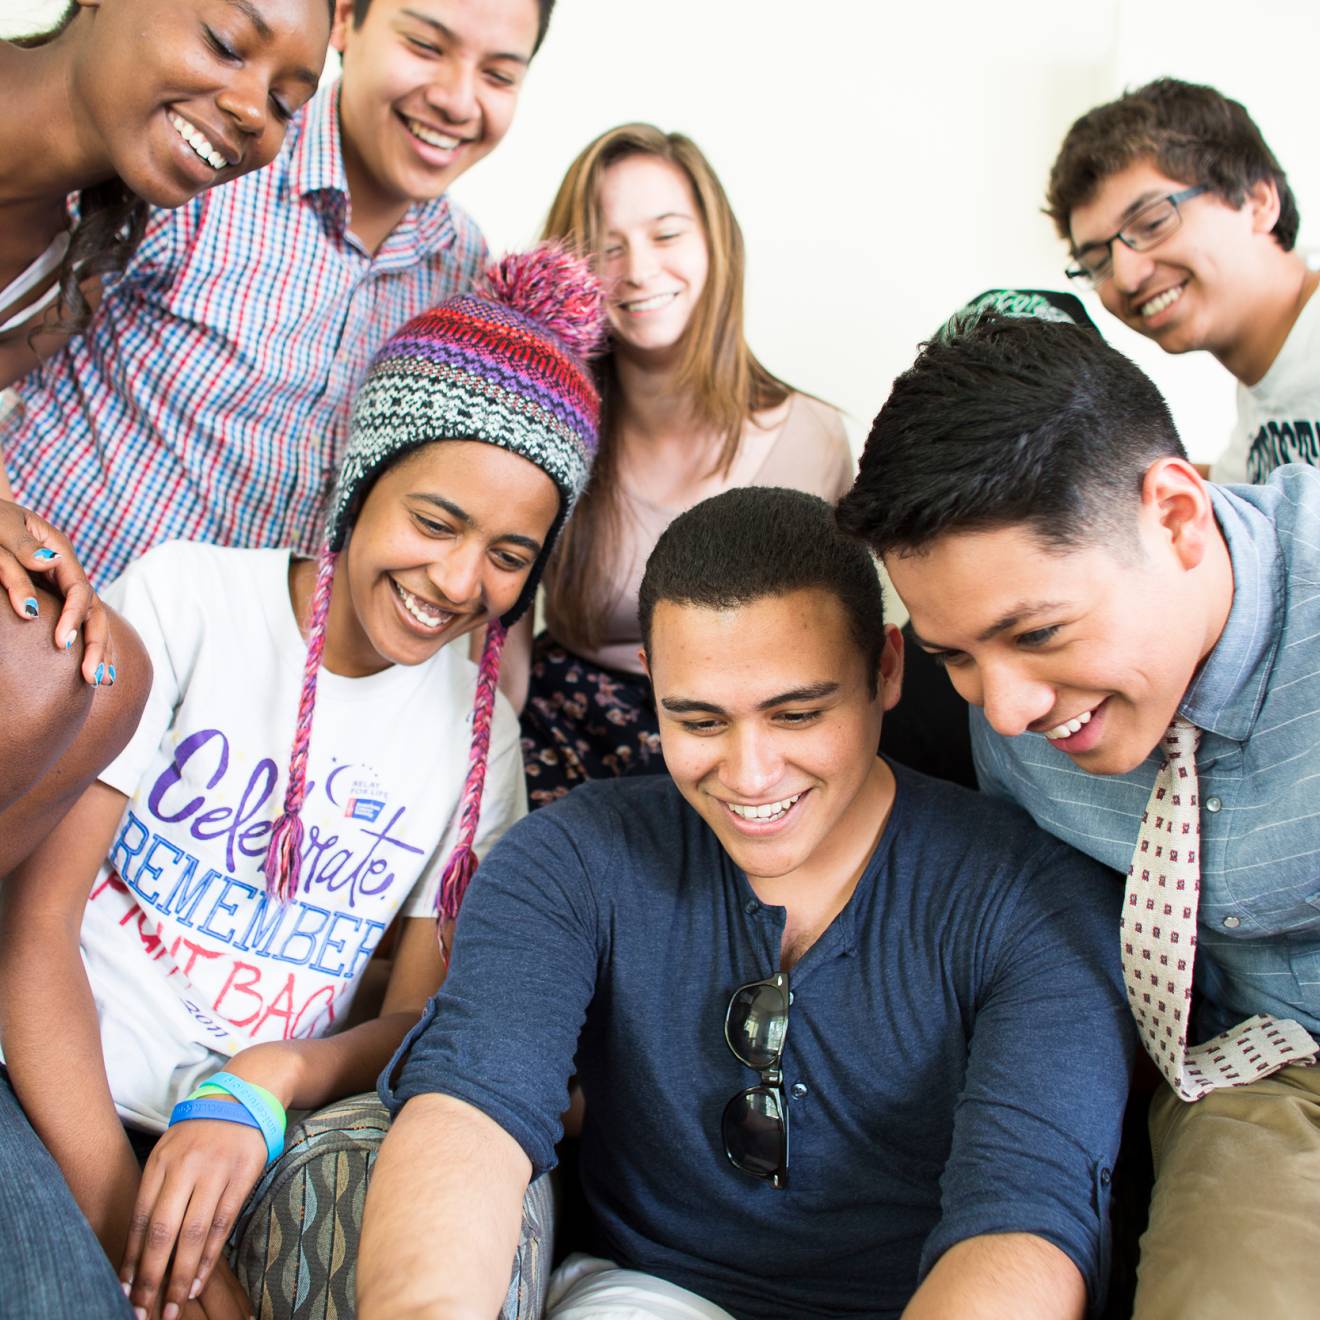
[33,548,58,563]
[23,597,37,617]
[108,665,117,686]
[93,662,105,686]
[65,630,77,650]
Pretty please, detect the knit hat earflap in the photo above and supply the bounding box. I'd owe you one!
[263,244,606,914]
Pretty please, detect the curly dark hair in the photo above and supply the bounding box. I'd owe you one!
[12,5,145,337]
[1046,78,1298,252]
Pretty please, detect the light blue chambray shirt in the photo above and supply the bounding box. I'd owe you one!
[973,464,1320,1042]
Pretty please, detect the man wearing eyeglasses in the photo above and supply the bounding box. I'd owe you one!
[355,487,1134,1319]
[1048,78,1319,485]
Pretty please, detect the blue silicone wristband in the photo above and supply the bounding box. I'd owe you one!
[198,1072,286,1163]
[168,1098,265,1135]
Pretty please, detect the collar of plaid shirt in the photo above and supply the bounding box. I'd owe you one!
[286,78,460,266]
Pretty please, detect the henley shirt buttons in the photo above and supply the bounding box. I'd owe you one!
[1223,916,1241,929]
[744,899,760,915]
[1205,797,1223,813]
[791,1083,808,1100]
[1100,1167,1112,1186]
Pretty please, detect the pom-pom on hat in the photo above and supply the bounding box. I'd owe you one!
[264,244,606,924]
[327,243,606,628]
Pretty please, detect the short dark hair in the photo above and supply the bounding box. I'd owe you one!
[351,0,556,52]
[1047,78,1298,251]
[639,487,887,693]
[835,312,1186,557]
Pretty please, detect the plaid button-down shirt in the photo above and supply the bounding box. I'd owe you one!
[2,79,488,586]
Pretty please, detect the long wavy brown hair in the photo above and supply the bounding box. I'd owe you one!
[540,123,792,653]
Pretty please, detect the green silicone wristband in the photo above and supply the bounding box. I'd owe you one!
[188,1076,287,1128]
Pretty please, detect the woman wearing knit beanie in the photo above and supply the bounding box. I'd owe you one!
[0,246,603,1320]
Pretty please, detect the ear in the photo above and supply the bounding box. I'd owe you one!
[330,0,356,55]
[1245,177,1282,236]
[638,647,650,679]
[1139,457,1218,571]
[877,623,904,713]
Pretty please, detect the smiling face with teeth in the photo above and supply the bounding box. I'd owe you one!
[73,0,329,207]
[887,459,1235,777]
[596,154,710,361]
[332,0,538,249]
[1068,158,1283,366]
[644,589,903,892]
[315,438,558,677]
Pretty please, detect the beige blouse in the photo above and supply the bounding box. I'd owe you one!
[552,393,855,674]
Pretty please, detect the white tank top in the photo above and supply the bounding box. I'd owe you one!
[0,229,70,336]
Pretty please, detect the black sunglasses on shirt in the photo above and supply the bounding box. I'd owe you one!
[721,970,791,1189]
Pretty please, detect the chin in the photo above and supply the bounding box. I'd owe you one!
[120,163,194,210]
[715,831,807,882]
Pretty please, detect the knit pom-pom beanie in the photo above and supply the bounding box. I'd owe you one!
[263,243,606,906]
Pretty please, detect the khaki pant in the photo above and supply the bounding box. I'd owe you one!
[1133,1065,1320,1319]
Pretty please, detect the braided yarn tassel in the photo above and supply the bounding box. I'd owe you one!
[263,547,338,902]
[437,620,509,923]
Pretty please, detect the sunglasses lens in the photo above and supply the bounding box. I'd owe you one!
[725,981,789,1070]
[722,1085,787,1181]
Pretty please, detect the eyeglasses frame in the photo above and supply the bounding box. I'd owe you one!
[1065,184,1209,287]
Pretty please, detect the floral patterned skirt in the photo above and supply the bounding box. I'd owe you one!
[520,635,665,810]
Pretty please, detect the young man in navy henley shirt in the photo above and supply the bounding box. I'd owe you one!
[358,488,1135,1320]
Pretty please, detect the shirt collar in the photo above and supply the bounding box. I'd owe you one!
[287,78,347,205]
[1180,485,1283,741]
[285,77,460,261]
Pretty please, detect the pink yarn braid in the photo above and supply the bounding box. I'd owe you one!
[263,547,339,902]
[437,619,509,923]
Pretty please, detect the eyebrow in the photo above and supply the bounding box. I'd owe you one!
[226,0,321,86]
[400,9,532,64]
[411,493,544,554]
[910,602,1069,651]
[660,682,841,716]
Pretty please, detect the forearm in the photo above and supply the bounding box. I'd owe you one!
[903,1233,1086,1320]
[358,1093,531,1318]
[229,1010,424,1111]
[0,921,139,1253]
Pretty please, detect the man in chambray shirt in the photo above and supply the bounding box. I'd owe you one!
[838,310,1320,1320]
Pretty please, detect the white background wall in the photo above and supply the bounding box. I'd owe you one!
[6,0,1320,464]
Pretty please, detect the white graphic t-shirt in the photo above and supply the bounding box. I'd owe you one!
[62,542,525,1130]
[1216,283,1320,483]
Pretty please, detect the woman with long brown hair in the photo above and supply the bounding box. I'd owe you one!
[512,123,853,808]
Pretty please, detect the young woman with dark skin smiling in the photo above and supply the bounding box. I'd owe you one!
[0,0,331,880]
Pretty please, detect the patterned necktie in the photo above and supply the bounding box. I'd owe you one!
[1121,717,1318,1101]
